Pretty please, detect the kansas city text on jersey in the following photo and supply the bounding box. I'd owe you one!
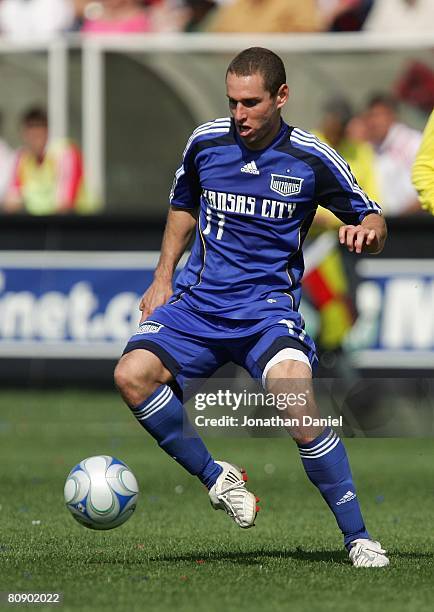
[203,188,297,219]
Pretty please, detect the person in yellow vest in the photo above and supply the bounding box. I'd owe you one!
[315,98,380,202]
[306,98,380,356]
[412,108,434,214]
[4,107,91,215]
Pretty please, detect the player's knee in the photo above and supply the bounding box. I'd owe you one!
[114,354,155,406]
[292,430,324,446]
[114,358,131,395]
[114,350,172,407]
[266,358,312,382]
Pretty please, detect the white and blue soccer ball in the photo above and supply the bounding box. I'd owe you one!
[64,455,139,530]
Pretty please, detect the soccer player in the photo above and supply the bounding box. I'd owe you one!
[115,47,389,567]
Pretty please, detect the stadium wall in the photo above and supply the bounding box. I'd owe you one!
[1,214,434,387]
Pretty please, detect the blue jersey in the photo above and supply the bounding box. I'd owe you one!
[170,118,381,320]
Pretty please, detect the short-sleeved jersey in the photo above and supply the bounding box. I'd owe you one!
[170,118,381,320]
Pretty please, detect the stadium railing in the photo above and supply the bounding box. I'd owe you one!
[0,32,433,212]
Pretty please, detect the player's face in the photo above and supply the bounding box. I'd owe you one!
[226,72,289,150]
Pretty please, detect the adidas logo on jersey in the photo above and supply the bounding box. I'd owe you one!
[241,161,260,175]
[336,490,356,505]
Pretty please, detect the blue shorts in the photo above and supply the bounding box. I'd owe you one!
[123,302,316,395]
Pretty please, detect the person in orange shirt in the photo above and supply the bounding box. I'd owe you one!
[4,107,88,215]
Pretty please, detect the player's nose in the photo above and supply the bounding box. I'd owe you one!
[234,103,247,122]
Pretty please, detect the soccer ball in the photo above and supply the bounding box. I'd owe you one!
[64,455,139,530]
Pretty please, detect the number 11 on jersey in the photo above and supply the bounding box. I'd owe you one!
[203,207,226,240]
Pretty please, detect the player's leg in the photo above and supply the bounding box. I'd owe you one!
[265,359,370,538]
[116,308,258,528]
[114,348,221,489]
[265,358,389,567]
[241,317,389,565]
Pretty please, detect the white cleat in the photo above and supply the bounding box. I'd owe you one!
[349,539,390,567]
[209,461,259,529]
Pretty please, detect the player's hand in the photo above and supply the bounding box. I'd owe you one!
[139,278,173,323]
[339,224,380,254]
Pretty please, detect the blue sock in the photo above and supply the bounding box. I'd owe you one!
[298,427,370,549]
[131,385,222,489]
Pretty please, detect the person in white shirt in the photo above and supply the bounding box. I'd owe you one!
[364,93,422,216]
[0,0,75,40]
[363,0,434,33]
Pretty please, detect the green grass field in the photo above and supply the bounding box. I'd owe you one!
[1,390,433,612]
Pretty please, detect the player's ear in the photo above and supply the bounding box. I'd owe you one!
[276,84,289,109]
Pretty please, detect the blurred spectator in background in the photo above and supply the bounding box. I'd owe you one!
[4,107,89,215]
[318,0,374,31]
[205,0,323,33]
[0,0,75,39]
[150,0,194,32]
[205,0,378,33]
[412,108,434,214]
[364,0,434,32]
[395,61,434,115]
[303,98,379,359]
[315,97,379,200]
[183,0,216,31]
[79,0,189,33]
[364,93,422,216]
[81,0,154,33]
[0,111,15,205]
[346,112,370,143]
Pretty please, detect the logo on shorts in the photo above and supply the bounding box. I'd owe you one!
[138,321,164,334]
[270,174,303,197]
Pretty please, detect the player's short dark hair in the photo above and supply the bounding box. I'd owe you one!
[21,107,48,127]
[366,93,398,112]
[226,47,286,97]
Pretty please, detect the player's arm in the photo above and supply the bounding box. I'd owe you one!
[139,126,202,321]
[139,206,197,322]
[339,212,387,255]
[311,141,386,256]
